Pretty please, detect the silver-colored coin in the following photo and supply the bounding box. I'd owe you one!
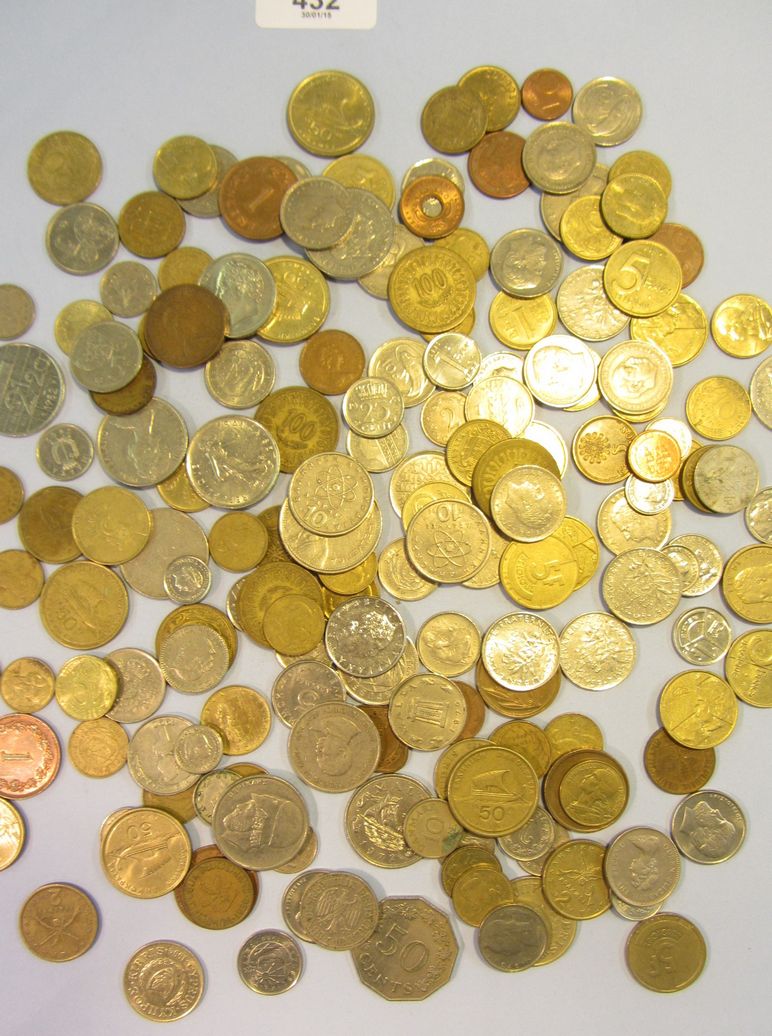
[97,397,188,487]
[199,253,276,337]
[0,342,65,436]
[625,474,674,516]
[204,339,275,409]
[604,827,681,908]
[325,596,405,678]
[271,660,346,727]
[36,423,93,481]
[173,723,223,774]
[186,415,280,508]
[573,76,643,146]
[213,775,309,870]
[522,122,597,194]
[490,229,563,298]
[46,202,119,274]
[671,789,746,864]
[237,930,303,995]
[106,647,167,724]
[99,261,158,317]
[401,157,465,194]
[163,555,212,604]
[280,176,355,249]
[70,320,143,392]
[126,714,198,795]
[745,487,772,544]
[611,893,663,921]
[672,607,733,666]
[307,188,395,280]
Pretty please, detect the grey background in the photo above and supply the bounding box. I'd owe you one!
[0,1,770,1033]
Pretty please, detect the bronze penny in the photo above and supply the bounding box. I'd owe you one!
[0,714,61,799]
[521,68,573,120]
[648,222,704,287]
[90,354,157,415]
[358,704,409,773]
[399,175,464,240]
[145,285,227,368]
[219,157,297,241]
[643,728,715,795]
[467,131,529,198]
[299,330,366,395]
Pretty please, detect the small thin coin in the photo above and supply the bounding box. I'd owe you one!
[671,790,746,864]
[478,904,548,972]
[238,931,303,995]
[36,424,93,481]
[124,941,204,1021]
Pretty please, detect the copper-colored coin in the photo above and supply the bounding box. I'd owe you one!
[453,680,486,739]
[399,175,464,240]
[359,704,409,774]
[219,157,297,241]
[521,69,574,120]
[145,285,227,368]
[299,330,366,395]
[643,728,715,795]
[90,354,157,415]
[467,131,529,198]
[0,714,61,799]
[648,223,704,288]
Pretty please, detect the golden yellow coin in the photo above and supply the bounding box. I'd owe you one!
[417,612,480,678]
[158,246,212,290]
[28,131,102,205]
[604,241,682,317]
[626,914,706,992]
[153,135,217,199]
[401,481,469,529]
[610,149,672,195]
[447,745,538,836]
[323,154,395,208]
[0,550,44,609]
[19,883,98,961]
[472,438,559,515]
[209,513,268,572]
[711,293,772,358]
[259,256,329,344]
[558,756,629,830]
[406,499,490,584]
[630,293,708,367]
[55,655,119,720]
[118,191,186,259]
[404,798,464,859]
[685,376,752,440]
[490,722,551,777]
[156,463,209,513]
[725,630,772,707]
[600,173,667,238]
[102,807,191,898]
[458,65,520,131]
[389,247,476,334]
[389,673,467,751]
[200,685,271,755]
[488,291,557,349]
[500,537,577,609]
[262,594,325,656]
[0,467,24,523]
[542,839,610,920]
[287,70,374,156]
[319,554,377,595]
[660,670,738,749]
[560,195,622,261]
[452,867,514,927]
[68,717,128,777]
[626,430,681,483]
[40,561,128,649]
[71,487,152,565]
[19,486,84,563]
[0,657,55,713]
[421,84,487,153]
[377,538,437,602]
[446,419,510,486]
[722,545,772,623]
[255,386,339,474]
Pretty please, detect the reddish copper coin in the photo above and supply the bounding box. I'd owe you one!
[145,284,227,368]
[299,330,366,395]
[358,705,409,774]
[467,131,530,198]
[219,157,297,241]
[90,354,157,415]
[399,175,464,240]
[0,714,61,799]
[521,69,573,120]
[648,223,704,287]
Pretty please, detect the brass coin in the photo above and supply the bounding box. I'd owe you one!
[626,914,706,992]
[20,883,98,961]
[40,561,128,649]
[28,131,102,204]
[118,191,186,258]
[288,70,374,156]
[124,941,203,1021]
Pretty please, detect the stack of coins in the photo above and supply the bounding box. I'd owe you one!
[0,59,770,1016]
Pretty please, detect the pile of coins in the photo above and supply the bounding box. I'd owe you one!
[1,61,771,1018]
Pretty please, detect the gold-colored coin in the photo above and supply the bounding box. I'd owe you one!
[54,299,112,355]
[573,76,642,145]
[552,514,599,589]
[572,415,634,484]
[288,70,374,156]
[491,465,566,542]
[630,293,708,366]
[389,247,476,334]
[711,293,772,358]
[660,670,738,748]
[441,227,490,281]
[0,549,44,609]
[404,798,464,859]
[402,481,468,530]
[0,467,24,524]
[68,717,128,777]
[40,561,128,648]
[255,386,339,473]
[0,657,54,713]
[626,914,706,992]
[420,391,466,446]
[610,149,671,194]
[406,499,490,583]
[540,161,607,238]
[458,65,520,130]
[181,144,236,218]
[452,866,514,927]
[201,684,271,755]
[601,173,667,238]
[263,594,325,656]
[158,623,230,694]
[0,797,24,870]
[153,135,217,199]
[542,839,610,920]
[558,754,629,831]
[158,245,212,289]
[0,284,35,340]
[725,629,772,708]
[18,485,81,563]
[323,154,395,207]
[560,194,622,260]
[447,745,539,836]
[55,655,119,720]
[446,419,510,486]
[559,613,636,690]
[209,513,268,572]
[626,429,681,483]
[509,876,577,967]
[102,806,191,898]
[604,241,682,317]
[389,673,467,751]
[124,941,204,1021]
[258,256,329,343]
[685,376,751,440]
[722,544,772,623]
[602,548,680,625]
[488,291,557,349]
[19,883,98,961]
[118,191,186,258]
[545,714,604,759]
[416,612,480,677]
[500,537,577,609]
[71,486,152,565]
[421,84,487,153]
[489,722,551,777]
[27,131,102,205]
[377,538,436,602]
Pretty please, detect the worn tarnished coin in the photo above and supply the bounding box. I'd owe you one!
[100,261,157,317]
[0,342,65,437]
[299,871,378,950]
[671,790,746,864]
[205,339,275,409]
[644,728,715,795]
[122,509,208,599]
[625,914,706,992]
[326,597,405,678]
[28,130,102,204]
[36,423,93,480]
[127,715,197,795]
[289,702,380,792]
[307,188,394,280]
[187,415,279,508]
[604,827,681,907]
[124,941,204,1021]
[106,648,166,724]
[478,904,548,972]
[19,883,98,961]
[97,398,187,487]
[199,253,276,338]
[40,561,128,649]
[352,897,458,1000]
[345,774,430,869]
[213,774,309,870]
[46,203,118,273]
[238,930,303,995]
[158,623,230,694]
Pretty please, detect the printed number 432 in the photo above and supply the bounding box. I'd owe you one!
[292,0,341,10]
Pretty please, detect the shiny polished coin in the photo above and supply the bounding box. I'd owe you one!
[106,647,166,724]
[722,544,772,623]
[345,774,429,869]
[557,265,629,341]
[102,807,190,898]
[572,415,634,484]
[625,914,706,992]
[423,333,480,390]
[187,415,279,508]
[673,608,732,666]
[489,291,558,349]
[326,596,404,678]
[289,452,373,535]
[20,883,98,961]
[482,613,559,691]
[630,293,708,367]
[400,175,464,238]
[604,242,681,317]
[750,356,772,428]
[500,536,577,610]
[201,684,271,755]
[725,629,772,708]
[711,293,772,358]
[288,70,374,156]
[746,487,772,544]
[238,931,303,995]
[559,613,636,690]
[660,670,738,749]
[0,797,24,870]
[603,548,680,625]
[124,941,204,1021]
[406,498,489,583]
[55,655,118,720]
[256,385,339,473]
[601,173,667,238]
[259,255,329,344]
[671,790,746,864]
[0,657,54,713]
[389,247,475,334]
[0,714,60,799]
[417,612,480,677]
[164,555,211,603]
